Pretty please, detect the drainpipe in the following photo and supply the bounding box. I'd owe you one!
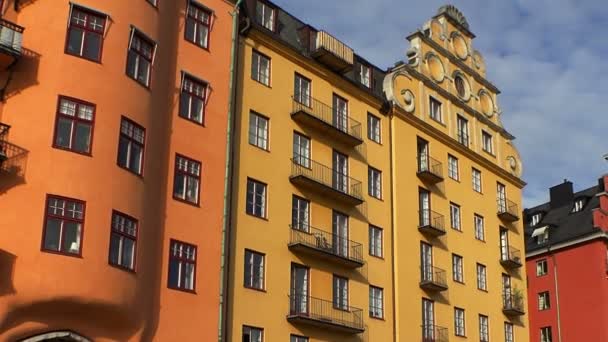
[549,246,563,342]
[388,106,398,342]
[218,1,243,341]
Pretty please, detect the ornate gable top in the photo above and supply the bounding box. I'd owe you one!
[437,5,470,31]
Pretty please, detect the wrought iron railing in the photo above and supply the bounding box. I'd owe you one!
[0,19,24,54]
[420,265,447,288]
[291,158,363,201]
[292,96,362,141]
[498,198,519,218]
[503,292,525,314]
[288,293,364,331]
[421,324,449,342]
[418,154,443,179]
[0,124,27,176]
[501,245,522,265]
[313,31,354,65]
[289,223,363,264]
[418,210,445,232]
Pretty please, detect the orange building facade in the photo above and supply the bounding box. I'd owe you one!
[0,1,234,341]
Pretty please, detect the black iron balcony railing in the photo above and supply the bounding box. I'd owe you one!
[418,209,446,236]
[420,266,448,291]
[291,96,363,146]
[500,245,523,269]
[0,123,26,175]
[503,292,525,316]
[457,131,469,147]
[289,223,364,268]
[421,324,449,342]
[310,30,354,72]
[290,158,363,205]
[288,293,364,333]
[497,198,520,222]
[417,154,444,183]
[0,18,24,56]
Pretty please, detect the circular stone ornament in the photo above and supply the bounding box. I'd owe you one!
[479,91,494,117]
[401,89,416,113]
[453,73,470,101]
[451,33,468,60]
[426,54,445,83]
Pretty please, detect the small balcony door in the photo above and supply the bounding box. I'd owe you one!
[457,115,469,146]
[332,211,349,258]
[500,228,509,261]
[502,274,512,307]
[332,150,349,193]
[291,196,310,232]
[419,188,431,226]
[333,94,348,132]
[497,182,507,212]
[290,264,309,315]
[421,242,433,282]
[422,298,435,341]
[417,138,429,172]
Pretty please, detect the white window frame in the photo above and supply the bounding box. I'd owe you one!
[454,307,466,336]
[248,112,269,150]
[293,132,310,167]
[369,285,384,319]
[482,130,494,154]
[450,202,461,231]
[531,213,542,226]
[429,96,443,123]
[477,263,487,291]
[360,64,371,88]
[369,225,383,258]
[448,154,459,180]
[472,168,482,192]
[479,315,489,342]
[474,214,485,241]
[367,113,381,143]
[541,327,552,342]
[294,73,311,107]
[536,259,548,276]
[333,275,349,310]
[453,254,464,283]
[251,50,270,86]
[255,0,275,31]
[504,322,514,342]
[244,249,265,290]
[243,326,263,342]
[368,167,382,199]
[246,178,267,218]
[538,291,550,310]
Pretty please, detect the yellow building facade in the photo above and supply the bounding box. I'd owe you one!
[227,3,528,342]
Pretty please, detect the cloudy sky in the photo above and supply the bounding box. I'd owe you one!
[272,0,608,206]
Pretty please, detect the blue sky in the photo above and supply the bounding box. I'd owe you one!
[272,0,608,206]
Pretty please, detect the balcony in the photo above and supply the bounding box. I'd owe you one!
[420,266,448,292]
[500,245,523,269]
[289,224,364,268]
[0,123,27,177]
[291,97,363,147]
[503,292,525,316]
[417,155,444,184]
[310,31,354,73]
[498,199,520,222]
[290,158,363,206]
[0,19,24,69]
[418,210,446,237]
[287,294,364,334]
[421,324,449,342]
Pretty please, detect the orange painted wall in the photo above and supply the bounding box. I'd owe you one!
[0,0,233,341]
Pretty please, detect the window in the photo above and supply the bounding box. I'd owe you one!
[538,291,550,310]
[109,211,137,271]
[429,97,442,122]
[291,195,309,231]
[448,154,459,180]
[455,75,466,98]
[179,74,208,124]
[532,226,549,245]
[146,0,158,7]
[42,195,85,256]
[369,286,384,319]
[242,326,263,342]
[127,29,156,87]
[333,211,349,258]
[472,168,482,193]
[53,96,95,155]
[255,0,274,31]
[369,225,383,258]
[246,179,267,218]
[367,113,381,143]
[482,131,493,154]
[168,239,197,292]
[117,117,145,175]
[173,155,201,205]
[457,115,469,146]
[244,250,265,290]
[368,167,382,199]
[360,64,371,88]
[249,112,269,150]
[294,73,311,107]
[541,327,552,342]
[479,315,489,342]
[454,307,465,336]
[290,335,308,342]
[450,202,461,231]
[531,213,543,226]
[65,6,106,62]
[497,182,507,212]
[572,198,586,213]
[333,94,349,132]
[536,259,548,276]
[185,2,211,49]
[476,263,487,291]
[474,214,485,241]
[333,275,349,310]
[452,254,464,283]
[293,132,310,167]
[251,50,270,86]
[504,322,514,342]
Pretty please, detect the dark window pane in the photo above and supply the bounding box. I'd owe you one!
[130,144,142,173]
[173,174,185,198]
[179,93,190,118]
[118,137,130,167]
[82,33,101,61]
[127,52,137,79]
[44,218,62,251]
[109,233,121,265]
[137,59,150,84]
[55,118,72,148]
[67,28,84,55]
[121,238,135,269]
[62,221,81,254]
[168,259,180,288]
[73,122,91,153]
[185,20,196,42]
[191,98,204,122]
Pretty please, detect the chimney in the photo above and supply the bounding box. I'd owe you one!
[599,175,608,193]
[549,179,574,209]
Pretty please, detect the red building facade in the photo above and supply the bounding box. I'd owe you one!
[525,175,608,342]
